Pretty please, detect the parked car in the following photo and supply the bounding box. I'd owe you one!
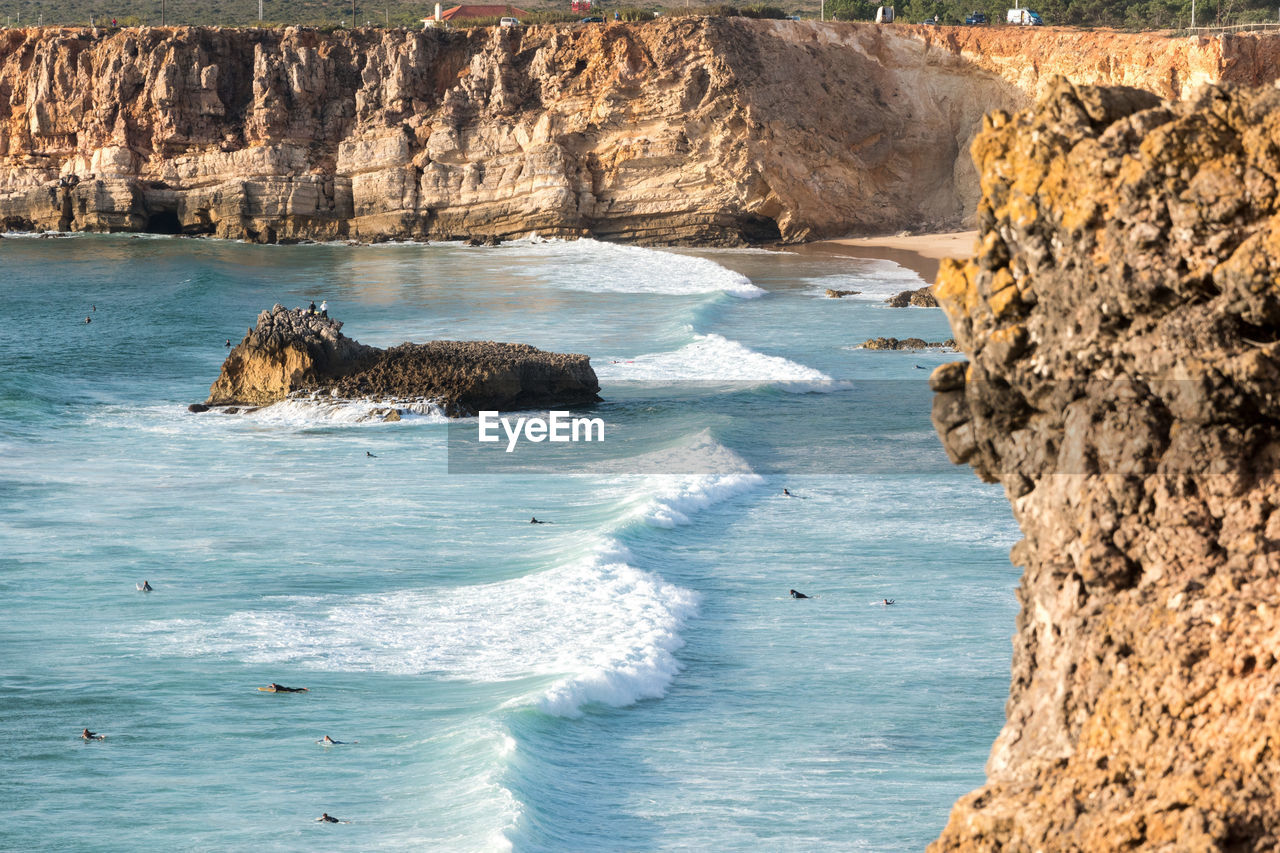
[499,16,520,26]
[579,15,603,22]
[964,11,988,23]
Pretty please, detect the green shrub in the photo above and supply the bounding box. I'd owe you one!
[613,7,656,20]
[523,10,584,23]
[740,4,788,16]
[659,4,741,16]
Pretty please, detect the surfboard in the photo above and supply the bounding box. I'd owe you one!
[258,686,309,692]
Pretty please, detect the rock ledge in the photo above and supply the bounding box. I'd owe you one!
[205,305,600,415]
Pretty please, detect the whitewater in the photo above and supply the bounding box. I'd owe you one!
[0,234,1019,851]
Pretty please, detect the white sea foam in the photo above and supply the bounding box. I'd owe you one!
[137,537,698,717]
[598,434,763,525]
[636,470,765,528]
[516,239,765,299]
[596,332,850,392]
[241,397,449,427]
[802,260,928,301]
[84,398,448,437]
[135,444,765,718]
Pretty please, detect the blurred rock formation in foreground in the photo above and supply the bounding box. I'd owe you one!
[931,76,1280,850]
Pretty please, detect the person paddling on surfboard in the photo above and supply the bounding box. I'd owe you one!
[318,735,355,745]
[317,813,341,823]
[137,580,152,592]
[261,683,308,693]
[790,589,810,599]
[81,728,104,740]
[882,598,895,606]
[530,517,548,524]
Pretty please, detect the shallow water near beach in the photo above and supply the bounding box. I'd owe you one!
[0,234,1019,851]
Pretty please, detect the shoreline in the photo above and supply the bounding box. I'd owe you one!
[1,227,980,285]
[791,231,980,284]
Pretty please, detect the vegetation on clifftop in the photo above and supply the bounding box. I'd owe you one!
[2,0,1277,28]
[829,0,1280,27]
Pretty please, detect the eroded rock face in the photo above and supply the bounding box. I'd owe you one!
[206,305,600,414]
[207,305,378,405]
[5,23,1280,244]
[930,77,1280,850]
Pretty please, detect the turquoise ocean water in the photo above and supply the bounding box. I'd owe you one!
[0,234,1019,851]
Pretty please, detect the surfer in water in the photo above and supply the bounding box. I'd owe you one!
[81,728,104,741]
[783,488,792,497]
[882,598,895,606]
[137,580,153,592]
[262,683,308,693]
[318,735,353,745]
[530,517,548,524]
[366,451,377,458]
[317,813,341,823]
[790,589,810,599]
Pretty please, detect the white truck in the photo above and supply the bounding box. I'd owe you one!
[1006,7,1044,24]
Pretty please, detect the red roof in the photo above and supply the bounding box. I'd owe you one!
[436,4,529,19]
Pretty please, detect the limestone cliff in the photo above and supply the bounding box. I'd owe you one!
[930,77,1280,849]
[4,21,1280,244]
[207,304,600,414]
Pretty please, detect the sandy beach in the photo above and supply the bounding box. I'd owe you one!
[794,231,980,284]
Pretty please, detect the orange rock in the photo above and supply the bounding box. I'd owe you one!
[930,78,1280,851]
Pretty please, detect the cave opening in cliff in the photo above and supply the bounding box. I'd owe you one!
[738,214,781,245]
[143,210,182,235]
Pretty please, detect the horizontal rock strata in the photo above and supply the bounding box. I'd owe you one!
[206,304,600,414]
[3,23,1280,244]
[930,77,1280,850]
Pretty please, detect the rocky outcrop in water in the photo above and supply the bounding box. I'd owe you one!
[885,287,939,307]
[205,304,600,414]
[4,23,1280,244]
[859,336,954,350]
[929,77,1280,850]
